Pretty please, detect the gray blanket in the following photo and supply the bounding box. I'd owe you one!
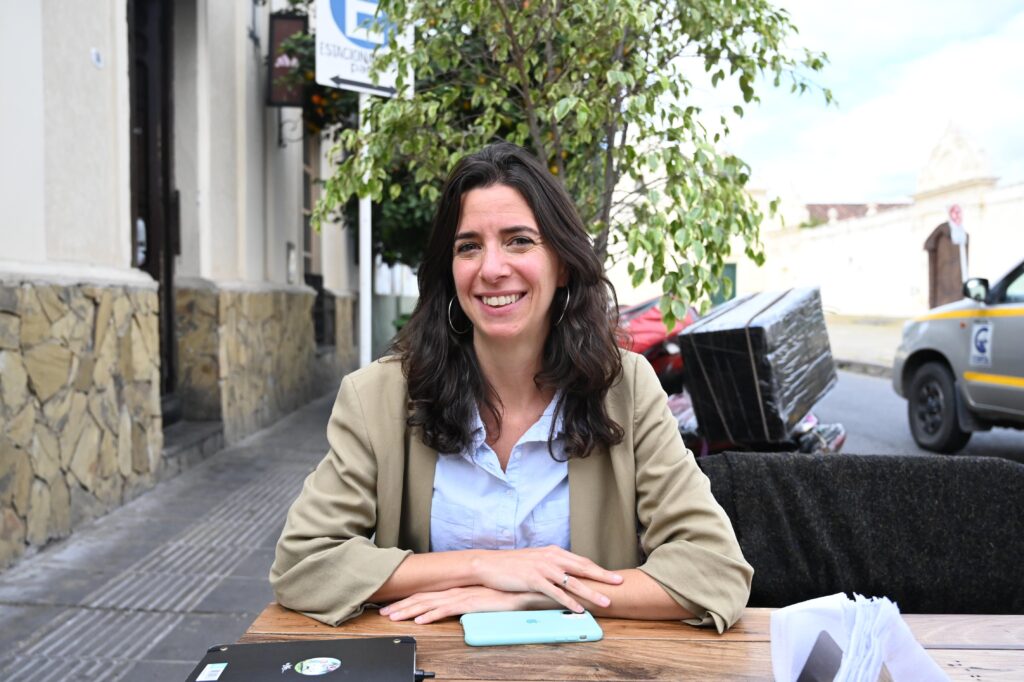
[696,452,1024,613]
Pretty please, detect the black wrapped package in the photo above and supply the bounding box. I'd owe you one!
[680,288,837,444]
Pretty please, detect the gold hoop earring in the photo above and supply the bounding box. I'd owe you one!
[554,287,571,326]
[448,297,470,334]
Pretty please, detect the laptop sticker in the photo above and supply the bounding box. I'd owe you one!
[195,662,228,681]
[293,657,342,675]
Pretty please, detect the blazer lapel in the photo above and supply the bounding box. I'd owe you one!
[402,430,437,553]
[568,454,603,561]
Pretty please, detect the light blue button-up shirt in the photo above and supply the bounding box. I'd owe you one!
[430,395,570,552]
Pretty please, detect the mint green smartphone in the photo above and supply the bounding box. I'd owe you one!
[460,609,604,647]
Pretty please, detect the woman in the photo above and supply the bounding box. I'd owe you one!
[270,143,752,632]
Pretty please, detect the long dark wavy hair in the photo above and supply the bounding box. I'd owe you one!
[391,143,624,459]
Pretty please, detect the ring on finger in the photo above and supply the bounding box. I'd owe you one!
[561,572,570,588]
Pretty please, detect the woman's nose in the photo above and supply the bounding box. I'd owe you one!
[479,246,510,281]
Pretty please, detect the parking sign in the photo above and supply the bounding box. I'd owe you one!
[315,0,408,96]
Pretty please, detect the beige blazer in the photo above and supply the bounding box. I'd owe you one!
[270,351,752,632]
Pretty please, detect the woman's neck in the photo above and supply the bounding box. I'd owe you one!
[473,336,548,410]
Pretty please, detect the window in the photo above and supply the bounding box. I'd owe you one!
[1002,268,1024,304]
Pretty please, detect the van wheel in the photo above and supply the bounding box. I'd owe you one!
[908,362,972,453]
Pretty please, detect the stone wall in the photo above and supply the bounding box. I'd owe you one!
[0,281,162,569]
[220,289,317,442]
[175,282,318,444]
[310,294,359,398]
[175,286,221,420]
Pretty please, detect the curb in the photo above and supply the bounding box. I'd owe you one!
[835,358,893,379]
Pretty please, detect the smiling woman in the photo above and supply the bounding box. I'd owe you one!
[452,185,567,358]
[270,143,753,633]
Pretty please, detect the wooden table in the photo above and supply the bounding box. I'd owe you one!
[241,604,1024,681]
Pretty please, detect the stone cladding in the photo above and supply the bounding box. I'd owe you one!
[175,284,318,443]
[0,282,162,569]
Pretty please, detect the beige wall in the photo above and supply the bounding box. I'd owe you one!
[173,0,201,280]
[0,3,46,262]
[0,1,132,270]
[734,179,1023,318]
[172,0,328,288]
[263,111,304,285]
[204,0,242,280]
[43,0,132,269]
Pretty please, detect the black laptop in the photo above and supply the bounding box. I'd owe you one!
[184,636,419,681]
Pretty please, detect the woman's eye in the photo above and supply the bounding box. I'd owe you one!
[455,242,479,254]
[508,236,536,250]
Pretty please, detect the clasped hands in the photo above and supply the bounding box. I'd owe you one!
[379,546,623,624]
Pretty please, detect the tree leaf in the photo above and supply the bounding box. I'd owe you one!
[303,0,831,301]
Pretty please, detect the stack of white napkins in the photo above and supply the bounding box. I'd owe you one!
[770,593,949,681]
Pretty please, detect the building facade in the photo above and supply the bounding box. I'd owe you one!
[736,128,1023,318]
[0,1,363,569]
[608,128,1022,317]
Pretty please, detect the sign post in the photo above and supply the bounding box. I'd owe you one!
[315,0,409,367]
[948,204,968,283]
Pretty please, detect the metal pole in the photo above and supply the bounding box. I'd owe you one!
[358,92,372,367]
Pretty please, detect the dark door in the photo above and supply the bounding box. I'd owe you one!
[128,0,182,424]
[924,222,967,309]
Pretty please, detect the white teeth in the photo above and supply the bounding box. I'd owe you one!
[482,294,521,307]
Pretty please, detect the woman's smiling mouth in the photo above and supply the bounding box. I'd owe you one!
[480,293,524,308]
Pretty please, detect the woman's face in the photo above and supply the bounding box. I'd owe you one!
[452,184,566,350]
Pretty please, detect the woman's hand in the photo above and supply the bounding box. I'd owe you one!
[469,546,623,613]
[380,586,553,624]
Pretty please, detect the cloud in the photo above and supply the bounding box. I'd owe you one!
[723,2,1024,201]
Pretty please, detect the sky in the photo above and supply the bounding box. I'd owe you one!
[705,0,1024,203]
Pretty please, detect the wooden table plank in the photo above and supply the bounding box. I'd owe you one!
[243,603,1024,651]
[398,639,775,681]
[931,650,1024,681]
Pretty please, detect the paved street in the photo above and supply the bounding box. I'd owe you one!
[816,370,1024,463]
[0,393,334,682]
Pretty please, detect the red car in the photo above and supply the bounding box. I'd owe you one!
[617,297,698,395]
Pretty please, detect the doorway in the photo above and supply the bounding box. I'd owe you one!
[128,0,182,425]
[924,222,967,309]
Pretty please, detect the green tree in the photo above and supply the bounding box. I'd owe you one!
[275,10,436,267]
[319,0,831,325]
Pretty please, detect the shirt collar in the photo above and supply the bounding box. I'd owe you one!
[462,391,565,458]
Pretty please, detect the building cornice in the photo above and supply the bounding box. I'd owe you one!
[0,261,158,289]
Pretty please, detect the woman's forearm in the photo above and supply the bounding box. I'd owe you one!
[369,545,625,610]
[572,569,693,620]
[368,550,483,603]
[373,563,692,623]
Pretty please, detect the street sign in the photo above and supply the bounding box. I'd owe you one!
[947,203,968,279]
[315,0,406,97]
[948,203,966,243]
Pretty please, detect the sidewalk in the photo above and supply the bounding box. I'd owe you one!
[0,392,335,682]
[823,314,906,378]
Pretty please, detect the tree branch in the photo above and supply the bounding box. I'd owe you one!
[593,29,630,260]
[493,0,549,162]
